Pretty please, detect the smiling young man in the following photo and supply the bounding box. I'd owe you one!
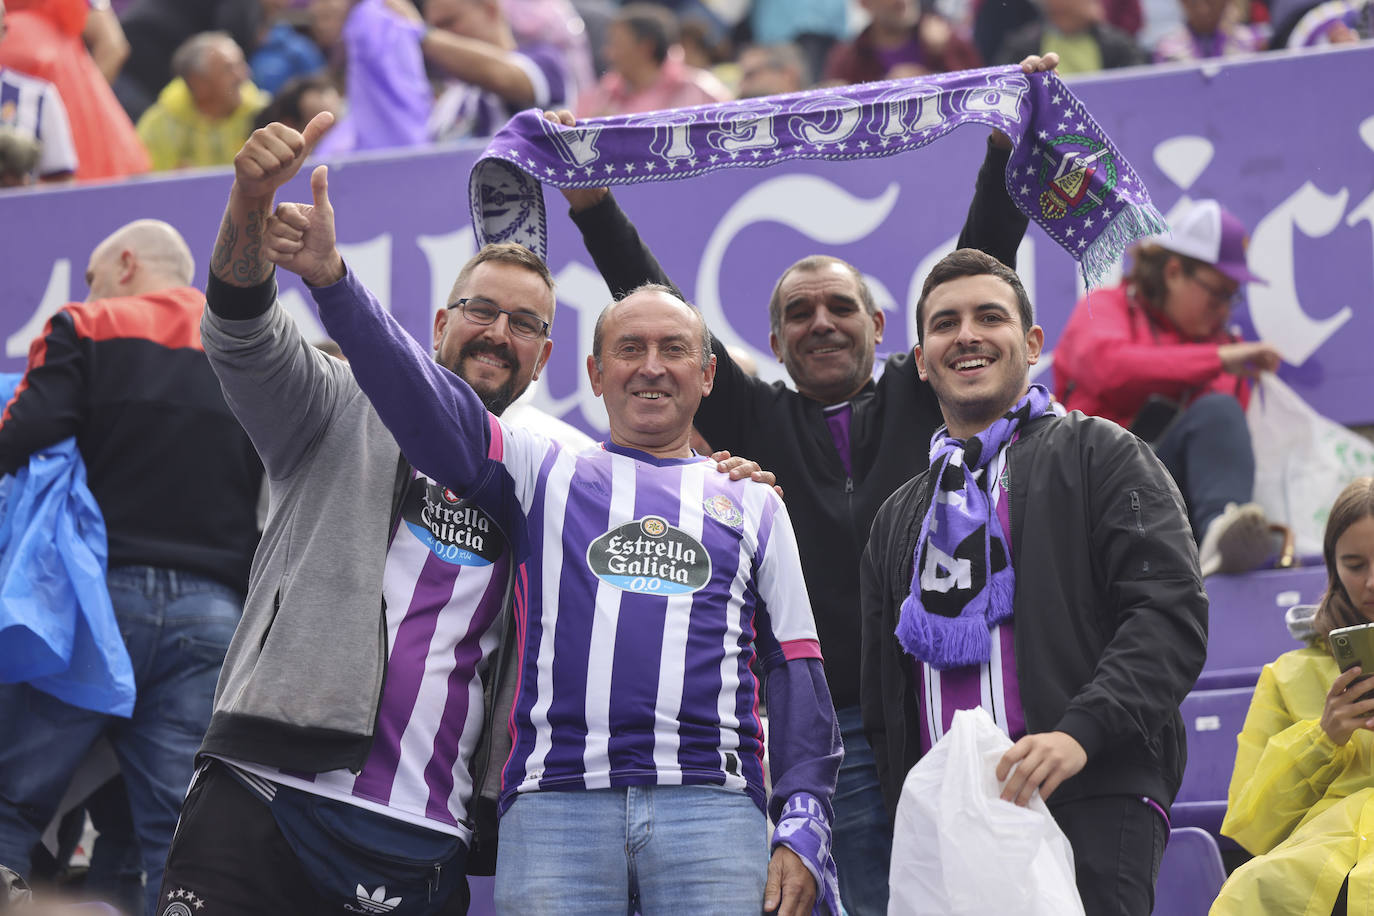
[860,248,1209,915]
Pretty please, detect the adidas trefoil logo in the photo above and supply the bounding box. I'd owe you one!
[346,885,402,914]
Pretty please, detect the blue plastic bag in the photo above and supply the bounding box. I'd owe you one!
[0,372,134,716]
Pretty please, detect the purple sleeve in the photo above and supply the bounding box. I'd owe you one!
[311,268,496,492]
[766,657,842,915]
[338,0,432,151]
[517,42,571,109]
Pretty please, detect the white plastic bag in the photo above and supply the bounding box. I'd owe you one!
[888,708,1085,916]
[1248,374,1374,557]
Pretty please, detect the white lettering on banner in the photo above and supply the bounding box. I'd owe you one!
[6,258,69,358]
[1343,116,1374,325]
[870,85,946,140]
[692,174,902,388]
[709,107,779,154]
[1248,183,1353,365]
[921,543,971,593]
[789,97,863,147]
[539,118,604,168]
[418,230,476,313]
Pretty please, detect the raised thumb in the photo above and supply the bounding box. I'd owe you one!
[301,110,335,153]
[311,164,331,211]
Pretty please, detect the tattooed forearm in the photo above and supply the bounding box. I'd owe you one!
[209,208,238,280]
[210,201,273,287]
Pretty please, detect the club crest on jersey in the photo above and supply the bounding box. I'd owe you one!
[401,479,506,566]
[586,515,711,595]
[703,494,743,529]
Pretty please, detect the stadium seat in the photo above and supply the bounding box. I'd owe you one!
[1151,826,1227,916]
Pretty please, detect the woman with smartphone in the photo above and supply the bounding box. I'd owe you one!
[1211,476,1374,915]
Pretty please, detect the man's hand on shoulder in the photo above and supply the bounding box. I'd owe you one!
[710,450,784,499]
[542,109,610,212]
[233,111,334,203]
[764,845,816,916]
[995,730,1086,806]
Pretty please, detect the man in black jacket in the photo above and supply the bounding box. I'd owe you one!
[860,248,1206,914]
[550,54,1059,916]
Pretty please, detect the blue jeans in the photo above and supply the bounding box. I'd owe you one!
[833,704,892,916]
[494,785,768,915]
[0,566,241,916]
[1153,393,1256,539]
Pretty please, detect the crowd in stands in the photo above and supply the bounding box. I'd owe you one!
[0,0,1370,186]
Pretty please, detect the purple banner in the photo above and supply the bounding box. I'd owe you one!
[0,46,1371,434]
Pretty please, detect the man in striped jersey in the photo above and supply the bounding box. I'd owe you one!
[265,141,843,915]
[157,113,780,916]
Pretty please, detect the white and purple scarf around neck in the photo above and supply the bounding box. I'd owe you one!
[468,66,1165,283]
[897,384,1062,670]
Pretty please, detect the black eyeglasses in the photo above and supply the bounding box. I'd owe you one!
[1187,271,1242,307]
[448,297,550,340]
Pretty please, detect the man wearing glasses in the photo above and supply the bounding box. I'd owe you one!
[1053,198,1286,577]
[155,114,770,916]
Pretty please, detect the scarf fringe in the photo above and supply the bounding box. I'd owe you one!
[1081,202,1169,288]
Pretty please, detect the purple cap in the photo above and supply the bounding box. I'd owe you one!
[1149,199,1267,286]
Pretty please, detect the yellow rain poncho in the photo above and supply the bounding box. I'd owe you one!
[1212,648,1374,915]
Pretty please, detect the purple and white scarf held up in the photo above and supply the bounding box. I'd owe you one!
[467,65,1167,284]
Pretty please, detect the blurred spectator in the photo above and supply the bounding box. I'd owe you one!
[416,0,576,140]
[252,72,341,132]
[308,0,429,154]
[115,0,260,122]
[571,0,616,73]
[1154,0,1268,59]
[1053,199,1284,576]
[974,0,1140,67]
[249,0,327,94]
[0,10,77,182]
[736,42,807,97]
[82,2,130,85]
[503,0,597,107]
[1285,0,1372,43]
[997,0,1145,72]
[0,0,148,180]
[823,0,981,84]
[749,0,848,83]
[1212,479,1374,915]
[135,31,268,171]
[0,124,41,186]
[578,3,730,118]
[306,0,350,82]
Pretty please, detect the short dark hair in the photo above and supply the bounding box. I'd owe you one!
[768,255,876,336]
[447,242,556,310]
[593,283,712,370]
[617,3,679,64]
[1314,477,1374,646]
[254,73,337,132]
[914,248,1034,343]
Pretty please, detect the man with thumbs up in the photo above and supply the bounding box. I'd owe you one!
[153,112,556,916]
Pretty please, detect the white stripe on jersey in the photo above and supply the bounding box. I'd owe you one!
[712,479,766,791]
[650,462,707,783]
[523,447,580,787]
[581,453,639,788]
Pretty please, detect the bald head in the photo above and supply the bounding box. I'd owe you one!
[86,220,196,300]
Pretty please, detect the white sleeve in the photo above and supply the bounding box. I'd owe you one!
[36,83,78,177]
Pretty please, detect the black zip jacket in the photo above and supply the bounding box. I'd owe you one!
[570,140,1028,709]
[0,288,262,591]
[860,412,1208,823]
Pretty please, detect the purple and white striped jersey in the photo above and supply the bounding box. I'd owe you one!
[227,470,510,840]
[489,426,821,813]
[0,67,77,178]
